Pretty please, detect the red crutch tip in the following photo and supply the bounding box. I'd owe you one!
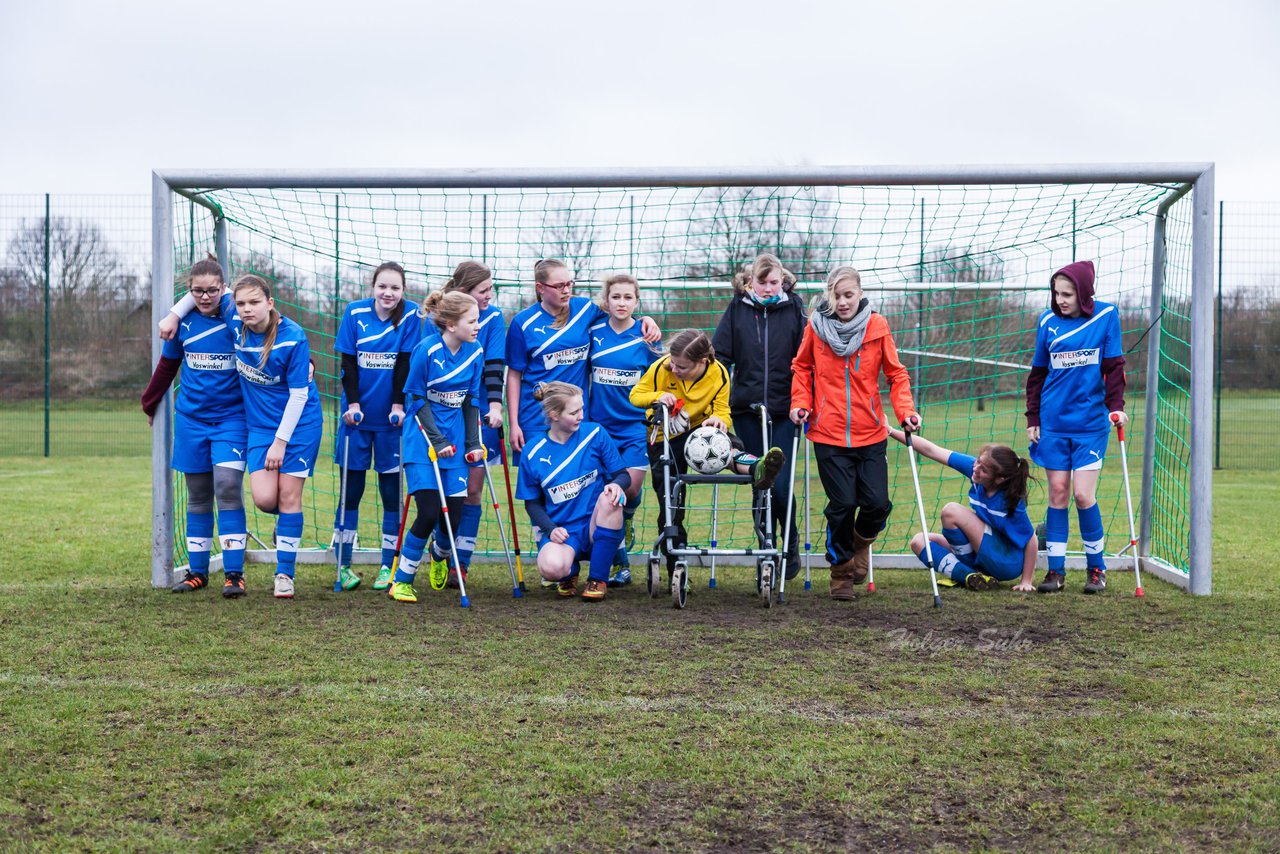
[1135,587,1145,598]
[867,582,876,592]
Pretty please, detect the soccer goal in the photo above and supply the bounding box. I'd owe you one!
[150,165,1216,595]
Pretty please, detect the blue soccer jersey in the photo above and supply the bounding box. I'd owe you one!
[1031,301,1124,435]
[233,315,323,436]
[947,452,1035,550]
[402,337,484,469]
[334,298,422,431]
[516,422,625,529]
[162,305,243,423]
[587,319,658,431]
[506,296,607,433]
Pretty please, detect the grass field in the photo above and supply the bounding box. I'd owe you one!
[1,454,1278,851]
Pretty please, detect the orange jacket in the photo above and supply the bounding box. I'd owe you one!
[790,313,917,448]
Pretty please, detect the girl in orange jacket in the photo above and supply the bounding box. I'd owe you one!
[790,267,920,600]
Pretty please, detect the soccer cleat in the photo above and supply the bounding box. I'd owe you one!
[623,514,635,551]
[582,579,608,602]
[273,573,295,599]
[540,577,558,589]
[445,566,467,590]
[964,572,1001,591]
[171,571,208,593]
[1082,568,1107,595]
[557,576,579,598]
[751,447,785,491]
[338,565,362,591]
[222,572,246,598]
[607,567,632,588]
[372,565,394,591]
[429,555,450,591]
[1036,571,1066,593]
[388,581,418,603]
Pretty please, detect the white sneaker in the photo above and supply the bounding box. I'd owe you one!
[274,573,295,599]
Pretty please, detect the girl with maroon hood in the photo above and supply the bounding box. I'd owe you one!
[1024,260,1127,595]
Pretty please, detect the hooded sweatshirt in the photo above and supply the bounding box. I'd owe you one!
[1025,260,1127,433]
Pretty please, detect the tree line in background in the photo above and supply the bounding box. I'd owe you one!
[1,207,1277,404]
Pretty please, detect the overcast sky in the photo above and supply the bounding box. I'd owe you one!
[1,0,1277,201]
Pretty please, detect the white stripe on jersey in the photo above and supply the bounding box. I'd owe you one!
[592,337,646,360]
[352,306,372,315]
[970,496,1007,517]
[424,342,483,386]
[546,426,601,482]
[356,325,395,346]
[531,302,595,358]
[239,339,300,353]
[185,322,228,345]
[1049,305,1115,350]
[478,312,499,331]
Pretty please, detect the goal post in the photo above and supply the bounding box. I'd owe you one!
[150,164,1216,595]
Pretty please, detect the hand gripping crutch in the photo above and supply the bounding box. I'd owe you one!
[414,413,470,608]
[1111,413,1145,598]
[778,410,807,603]
[496,426,526,592]
[479,419,522,599]
[803,420,812,591]
[903,424,942,609]
[334,429,352,592]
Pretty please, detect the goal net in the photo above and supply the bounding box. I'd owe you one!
[154,166,1214,593]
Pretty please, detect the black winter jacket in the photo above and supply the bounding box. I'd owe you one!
[711,290,807,417]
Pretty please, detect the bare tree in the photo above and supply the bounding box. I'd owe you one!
[5,216,128,303]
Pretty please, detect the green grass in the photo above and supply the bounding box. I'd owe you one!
[0,456,1278,850]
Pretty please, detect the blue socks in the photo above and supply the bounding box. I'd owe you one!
[275,512,304,578]
[589,525,625,583]
[942,527,977,567]
[395,532,427,584]
[219,508,247,575]
[1046,506,1068,573]
[456,503,482,569]
[1078,502,1106,571]
[915,540,961,581]
[186,511,214,576]
[333,507,358,567]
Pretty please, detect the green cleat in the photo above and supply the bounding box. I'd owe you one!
[372,565,394,591]
[338,565,362,591]
[429,555,450,591]
[388,581,418,603]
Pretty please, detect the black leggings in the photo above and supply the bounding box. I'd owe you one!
[814,440,893,565]
[409,490,464,542]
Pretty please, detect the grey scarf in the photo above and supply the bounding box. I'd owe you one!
[810,297,872,357]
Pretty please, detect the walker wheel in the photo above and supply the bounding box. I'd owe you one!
[759,560,775,608]
[647,557,662,599]
[671,562,688,610]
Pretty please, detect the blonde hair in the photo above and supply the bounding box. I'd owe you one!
[422,290,479,333]
[534,258,572,328]
[598,273,639,313]
[815,265,863,313]
[232,274,280,369]
[732,253,796,294]
[443,260,492,295]
[532,381,582,423]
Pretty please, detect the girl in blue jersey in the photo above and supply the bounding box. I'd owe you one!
[142,256,250,598]
[387,291,485,604]
[588,274,661,586]
[420,261,507,590]
[516,381,628,602]
[505,258,661,456]
[886,427,1039,592]
[333,261,422,593]
[231,275,325,599]
[1024,260,1127,595]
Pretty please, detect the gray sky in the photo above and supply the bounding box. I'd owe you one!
[1,0,1277,200]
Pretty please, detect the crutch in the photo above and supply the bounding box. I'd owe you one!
[414,413,471,608]
[333,413,360,592]
[778,411,806,602]
[708,484,719,589]
[496,426,526,592]
[903,423,942,609]
[386,420,411,582]
[479,419,522,599]
[1111,413,1145,598]
[803,419,812,591]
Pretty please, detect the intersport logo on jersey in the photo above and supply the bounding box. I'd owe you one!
[236,361,279,385]
[542,345,587,370]
[426,389,468,408]
[185,353,234,371]
[357,352,397,370]
[547,470,597,505]
[1050,348,1100,370]
[591,366,641,387]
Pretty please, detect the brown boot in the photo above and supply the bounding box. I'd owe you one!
[850,532,877,584]
[830,561,857,601]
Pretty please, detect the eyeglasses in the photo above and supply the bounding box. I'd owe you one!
[541,280,574,292]
[191,287,222,298]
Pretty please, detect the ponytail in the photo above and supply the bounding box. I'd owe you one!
[981,444,1038,514]
[188,253,225,284]
[532,381,581,424]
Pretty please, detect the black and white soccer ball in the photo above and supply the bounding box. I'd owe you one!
[684,425,734,474]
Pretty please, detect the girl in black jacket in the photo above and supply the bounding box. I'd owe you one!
[711,253,807,575]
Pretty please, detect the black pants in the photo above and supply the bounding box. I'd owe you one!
[732,408,798,559]
[814,440,892,565]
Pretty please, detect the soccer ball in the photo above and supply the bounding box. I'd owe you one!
[684,425,734,474]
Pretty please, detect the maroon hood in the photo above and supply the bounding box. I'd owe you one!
[1050,260,1096,317]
